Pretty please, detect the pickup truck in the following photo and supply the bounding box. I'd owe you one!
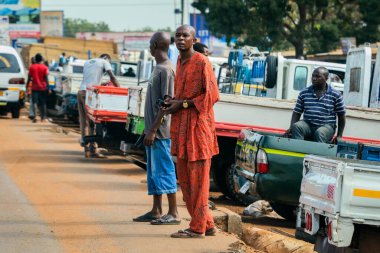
[297,155,380,253]
[233,129,338,220]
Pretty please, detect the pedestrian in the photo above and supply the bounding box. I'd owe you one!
[285,67,346,143]
[78,54,120,158]
[193,42,209,56]
[26,53,49,123]
[163,25,220,238]
[28,56,36,120]
[132,32,180,225]
[168,36,179,68]
[59,52,66,67]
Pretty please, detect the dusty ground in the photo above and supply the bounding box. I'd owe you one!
[0,114,249,253]
[209,192,296,237]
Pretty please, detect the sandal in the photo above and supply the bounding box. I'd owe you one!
[205,227,218,236]
[171,229,205,238]
[150,214,181,225]
[133,212,161,222]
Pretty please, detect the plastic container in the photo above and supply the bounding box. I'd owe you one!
[361,144,380,162]
[336,141,362,159]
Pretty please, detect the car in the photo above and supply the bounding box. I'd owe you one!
[0,46,26,118]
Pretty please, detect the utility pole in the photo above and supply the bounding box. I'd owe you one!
[181,0,184,25]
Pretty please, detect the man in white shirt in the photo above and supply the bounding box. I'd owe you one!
[78,54,120,158]
[168,37,179,68]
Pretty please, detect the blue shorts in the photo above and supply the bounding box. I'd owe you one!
[145,139,177,195]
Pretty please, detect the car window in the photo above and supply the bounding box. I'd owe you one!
[0,53,20,73]
[72,65,84,74]
[294,66,308,90]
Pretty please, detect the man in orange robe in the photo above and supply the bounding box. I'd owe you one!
[164,25,220,238]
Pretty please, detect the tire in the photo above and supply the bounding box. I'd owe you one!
[271,203,296,221]
[265,56,278,88]
[314,235,353,253]
[211,136,237,200]
[11,106,20,119]
[226,164,259,206]
[295,227,317,244]
[211,155,232,199]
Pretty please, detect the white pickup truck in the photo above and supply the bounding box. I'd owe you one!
[297,155,380,253]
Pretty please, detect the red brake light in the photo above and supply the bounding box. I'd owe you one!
[328,221,332,241]
[9,78,25,84]
[256,149,268,173]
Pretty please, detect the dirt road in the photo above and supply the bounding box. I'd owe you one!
[0,116,246,253]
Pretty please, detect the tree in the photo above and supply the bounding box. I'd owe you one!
[192,0,380,58]
[64,18,111,37]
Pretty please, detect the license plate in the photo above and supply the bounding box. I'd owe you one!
[239,181,250,194]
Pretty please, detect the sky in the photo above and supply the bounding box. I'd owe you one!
[41,0,196,32]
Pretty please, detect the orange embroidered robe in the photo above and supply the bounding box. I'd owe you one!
[170,52,219,161]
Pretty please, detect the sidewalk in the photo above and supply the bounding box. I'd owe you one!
[0,116,242,253]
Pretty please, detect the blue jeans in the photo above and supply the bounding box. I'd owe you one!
[145,139,177,195]
[291,120,335,143]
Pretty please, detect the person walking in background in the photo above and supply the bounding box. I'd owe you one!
[26,53,49,123]
[133,32,180,225]
[168,36,179,68]
[78,54,120,158]
[193,42,209,56]
[28,56,36,120]
[164,25,220,238]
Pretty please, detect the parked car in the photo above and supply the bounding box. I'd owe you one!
[0,45,26,118]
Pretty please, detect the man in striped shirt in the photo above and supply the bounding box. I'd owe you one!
[286,67,346,143]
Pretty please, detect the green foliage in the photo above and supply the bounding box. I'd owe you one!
[192,0,380,58]
[64,18,111,37]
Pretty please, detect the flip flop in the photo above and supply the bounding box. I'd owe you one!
[183,227,217,236]
[150,214,181,225]
[171,229,205,238]
[133,212,161,222]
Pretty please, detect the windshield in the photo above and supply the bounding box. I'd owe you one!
[0,53,20,73]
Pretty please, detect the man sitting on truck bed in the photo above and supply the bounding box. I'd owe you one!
[286,67,346,143]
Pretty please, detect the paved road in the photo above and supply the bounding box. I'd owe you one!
[0,116,242,253]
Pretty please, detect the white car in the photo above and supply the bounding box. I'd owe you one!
[0,46,26,118]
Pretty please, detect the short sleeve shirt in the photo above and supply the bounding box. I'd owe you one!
[144,60,175,139]
[80,58,112,91]
[294,85,346,128]
[28,63,49,91]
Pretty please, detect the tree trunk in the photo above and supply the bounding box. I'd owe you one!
[295,43,304,59]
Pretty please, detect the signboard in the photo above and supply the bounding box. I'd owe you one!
[0,15,9,45]
[190,13,229,57]
[190,13,210,46]
[41,10,63,37]
[123,35,151,51]
[0,0,41,40]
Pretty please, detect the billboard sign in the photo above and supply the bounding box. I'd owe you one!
[0,0,41,40]
[0,15,9,45]
[190,13,229,57]
[41,10,63,37]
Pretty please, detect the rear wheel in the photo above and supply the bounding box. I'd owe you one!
[271,203,296,221]
[211,136,237,200]
[11,106,20,119]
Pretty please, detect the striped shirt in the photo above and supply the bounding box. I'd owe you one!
[294,85,345,127]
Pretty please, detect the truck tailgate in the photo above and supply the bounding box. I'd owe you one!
[300,155,343,214]
[341,160,380,221]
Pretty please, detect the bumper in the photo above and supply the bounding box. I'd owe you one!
[234,165,259,196]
